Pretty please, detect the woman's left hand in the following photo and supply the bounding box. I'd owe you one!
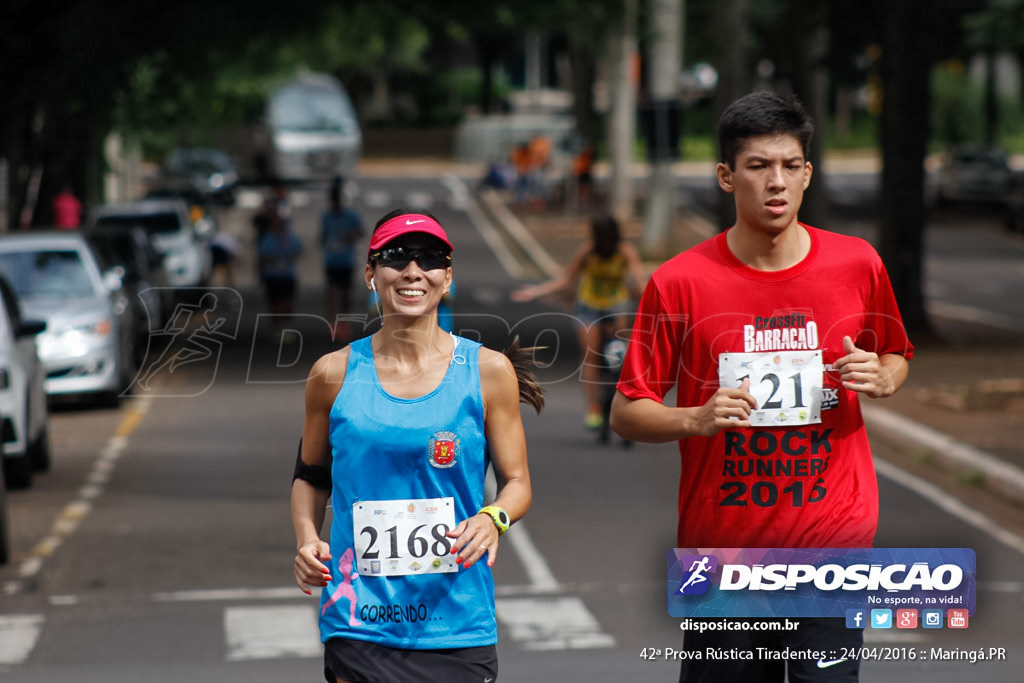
[446,513,501,569]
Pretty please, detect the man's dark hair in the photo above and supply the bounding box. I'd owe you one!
[717,90,814,169]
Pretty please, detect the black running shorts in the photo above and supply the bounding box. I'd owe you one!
[323,637,498,683]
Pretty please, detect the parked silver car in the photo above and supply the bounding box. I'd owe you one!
[87,198,213,290]
[0,275,49,490]
[0,232,135,404]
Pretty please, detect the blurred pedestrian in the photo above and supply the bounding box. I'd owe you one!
[53,184,82,229]
[512,214,645,430]
[258,208,302,338]
[571,143,595,209]
[510,141,532,204]
[209,230,239,288]
[291,208,544,683]
[253,183,292,243]
[526,133,552,209]
[320,177,363,340]
[610,90,915,682]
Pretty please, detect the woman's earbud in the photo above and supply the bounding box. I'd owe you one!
[370,277,376,292]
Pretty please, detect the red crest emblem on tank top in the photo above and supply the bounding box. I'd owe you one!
[428,431,459,469]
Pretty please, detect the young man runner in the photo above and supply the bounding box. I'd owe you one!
[610,91,913,682]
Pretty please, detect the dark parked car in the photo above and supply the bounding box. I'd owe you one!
[160,147,239,205]
[934,145,1017,207]
[86,226,172,356]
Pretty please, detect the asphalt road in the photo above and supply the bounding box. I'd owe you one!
[1,172,1021,681]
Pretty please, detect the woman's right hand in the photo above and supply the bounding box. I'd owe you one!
[294,540,333,595]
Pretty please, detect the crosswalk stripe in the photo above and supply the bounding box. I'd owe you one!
[223,605,322,661]
[363,190,391,209]
[0,614,44,665]
[496,596,616,650]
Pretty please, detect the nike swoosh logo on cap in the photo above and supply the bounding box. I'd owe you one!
[816,658,848,669]
[405,219,425,225]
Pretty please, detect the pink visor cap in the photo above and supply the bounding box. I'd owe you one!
[368,213,453,251]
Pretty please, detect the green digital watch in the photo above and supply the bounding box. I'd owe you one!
[478,505,511,535]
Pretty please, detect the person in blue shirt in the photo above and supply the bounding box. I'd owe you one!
[291,208,543,683]
[258,208,302,340]
[321,177,363,340]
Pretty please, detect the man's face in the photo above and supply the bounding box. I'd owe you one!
[716,134,811,235]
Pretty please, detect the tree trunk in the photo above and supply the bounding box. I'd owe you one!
[641,0,683,253]
[787,0,829,228]
[879,1,932,336]
[711,0,749,230]
[567,30,599,147]
[478,39,496,115]
[609,0,639,221]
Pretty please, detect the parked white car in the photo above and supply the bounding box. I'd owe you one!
[0,274,50,490]
[0,232,136,405]
[254,73,362,181]
[88,198,212,290]
[1,464,8,563]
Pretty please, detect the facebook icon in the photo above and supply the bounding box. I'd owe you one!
[845,609,865,629]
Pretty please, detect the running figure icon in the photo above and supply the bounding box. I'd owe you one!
[678,556,712,594]
[133,291,240,394]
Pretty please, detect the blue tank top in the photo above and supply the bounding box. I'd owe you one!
[319,334,496,648]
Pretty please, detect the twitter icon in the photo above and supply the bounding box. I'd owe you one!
[870,609,892,629]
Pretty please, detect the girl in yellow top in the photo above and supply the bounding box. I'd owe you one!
[512,214,645,429]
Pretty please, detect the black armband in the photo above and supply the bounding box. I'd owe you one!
[292,438,331,491]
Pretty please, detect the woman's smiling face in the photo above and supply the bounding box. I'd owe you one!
[367,234,452,316]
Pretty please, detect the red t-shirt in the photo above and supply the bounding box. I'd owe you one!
[53,192,82,229]
[617,226,913,549]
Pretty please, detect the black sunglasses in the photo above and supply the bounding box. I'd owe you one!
[370,246,451,271]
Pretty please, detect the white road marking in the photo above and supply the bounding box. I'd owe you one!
[874,457,1024,556]
[405,191,434,209]
[484,476,615,649]
[153,587,300,602]
[223,605,321,661]
[928,300,1024,332]
[363,190,391,209]
[4,397,152,596]
[441,173,469,210]
[495,596,616,650]
[0,615,44,665]
[478,190,561,278]
[451,176,526,279]
[236,189,264,209]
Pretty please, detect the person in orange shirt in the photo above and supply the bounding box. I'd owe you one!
[526,135,552,209]
[510,142,532,203]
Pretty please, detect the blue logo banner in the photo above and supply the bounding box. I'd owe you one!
[667,548,976,618]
